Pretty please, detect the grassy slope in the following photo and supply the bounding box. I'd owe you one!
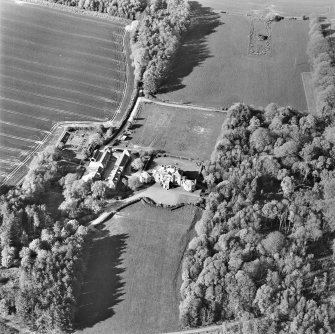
[125,102,227,161]
[76,203,201,334]
[0,0,126,183]
[158,13,309,111]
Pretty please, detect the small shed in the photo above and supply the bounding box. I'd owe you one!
[57,131,70,147]
[120,134,128,141]
[181,178,197,192]
[139,171,152,184]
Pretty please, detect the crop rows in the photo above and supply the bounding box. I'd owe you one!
[0,0,128,183]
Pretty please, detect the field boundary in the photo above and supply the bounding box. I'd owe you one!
[89,197,202,228]
[161,316,268,334]
[110,31,138,128]
[18,0,130,25]
[142,98,226,113]
[301,72,317,113]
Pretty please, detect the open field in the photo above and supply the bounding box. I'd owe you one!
[158,4,310,111]
[75,202,201,334]
[123,101,226,161]
[196,0,335,17]
[0,0,129,184]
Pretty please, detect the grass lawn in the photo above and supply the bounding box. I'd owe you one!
[75,202,201,334]
[0,0,128,184]
[123,102,226,161]
[158,5,310,111]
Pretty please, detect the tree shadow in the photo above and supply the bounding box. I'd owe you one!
[75,231,128,329]
[129,123,143,130]
[158,1,223,94]
[321,23,335,37]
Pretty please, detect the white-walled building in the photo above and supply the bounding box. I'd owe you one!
[152,165,196,192]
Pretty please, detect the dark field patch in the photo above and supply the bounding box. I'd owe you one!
[0,0,127,183]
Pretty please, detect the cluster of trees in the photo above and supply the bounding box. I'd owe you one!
[130,0,190,95]
[0,146,64,274]
[64,125,116,159]
[59,173,110,218]
[43,0,147,19]
[16,220,88,332]
[130,149,154,171]
[0,145,94,331]
[0,202,53,269]
[21,146,62,198]
[127,175,143,190]
[307,16,335,117]
[180,103,335,333]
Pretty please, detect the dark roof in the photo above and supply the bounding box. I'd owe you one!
[118,153,129,168]
[93,150,102,161]
[60,132,70,144]
[115,151,129,169]
[100,150,111,166]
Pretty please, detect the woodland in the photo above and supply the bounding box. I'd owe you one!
[179,17,335,334]
[0,4,334,334]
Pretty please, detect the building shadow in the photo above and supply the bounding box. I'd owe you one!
[158,1,223,94]
[75,231,128,329]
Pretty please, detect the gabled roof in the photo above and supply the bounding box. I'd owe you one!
[100,150,112,167]
[92,149,102,161]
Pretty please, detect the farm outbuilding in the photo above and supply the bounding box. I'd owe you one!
[82,147,112,182]
[57,131,70,147]
[108,149,131,187]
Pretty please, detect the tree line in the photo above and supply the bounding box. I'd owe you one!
[130,0,190,95]
[42,0,147,19]
[307,16,335,117]
[180,102,335,333]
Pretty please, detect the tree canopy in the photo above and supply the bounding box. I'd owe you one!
[180,102,335,333]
